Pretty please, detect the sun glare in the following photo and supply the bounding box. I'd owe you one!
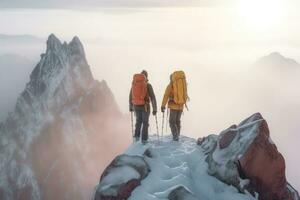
[239,0,284,30]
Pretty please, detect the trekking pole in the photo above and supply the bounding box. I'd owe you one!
[155,115,159,142]
[131,112,134,143]
[166,108,169,133]
[161,112,165,140]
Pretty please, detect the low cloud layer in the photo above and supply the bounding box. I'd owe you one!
[0,54,34,120]
[0,0,226,9]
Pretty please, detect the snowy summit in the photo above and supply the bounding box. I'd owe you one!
[94,113,299,200]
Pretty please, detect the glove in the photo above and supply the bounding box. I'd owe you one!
[152,110,157,116]
[129,107,134,112]
[161,107,165,113]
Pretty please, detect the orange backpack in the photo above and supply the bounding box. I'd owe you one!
[131,74,148,105]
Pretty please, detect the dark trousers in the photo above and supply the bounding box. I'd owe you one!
[169,109,183,140]
[134,109,150,141]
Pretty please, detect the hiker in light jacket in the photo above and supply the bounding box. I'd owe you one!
[161,71,188,141]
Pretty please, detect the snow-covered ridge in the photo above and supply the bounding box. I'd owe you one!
[95,136,257,200]
[94,113,299,200]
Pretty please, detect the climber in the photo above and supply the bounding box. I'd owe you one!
[161,71,188,141]
[129,70,157,144]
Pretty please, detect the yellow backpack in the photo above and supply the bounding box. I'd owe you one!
[171,71,188,106]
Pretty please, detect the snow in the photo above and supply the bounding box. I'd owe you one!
[95,154,150,198]
[124,135,257,200]
[99,166,141,196]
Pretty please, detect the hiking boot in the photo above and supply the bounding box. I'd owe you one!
[134,137,140,142]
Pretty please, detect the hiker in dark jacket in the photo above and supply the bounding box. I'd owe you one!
[129,70,157,144]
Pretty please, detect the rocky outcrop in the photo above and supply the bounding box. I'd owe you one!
[94,155,150,200]
[198,113,300,200]
[238,114,288,200]
[94,113,299,200]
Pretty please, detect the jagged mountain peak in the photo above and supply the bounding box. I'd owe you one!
[69,36,83,50]
[12,34,94,121]
[0,34,126,200]
[46,34,85,56]
[68,36,87,62]
[46,33,62,53]
[26,34,93,98]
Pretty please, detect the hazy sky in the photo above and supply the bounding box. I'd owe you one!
[1,0,300,190]
[0,0,227,8]
[1,0,300,58]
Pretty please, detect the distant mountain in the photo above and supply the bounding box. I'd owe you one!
[0,34,43,43]
[0,34,44,58]
[0,54,34,121]
[0,34,128,200]
[256,52,300,68]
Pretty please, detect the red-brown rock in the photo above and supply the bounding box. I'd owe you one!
[199,113,299,200]
[219,125,237,149]
[94,155,150,200]
[239,118,294,200]
[95,179,140,200]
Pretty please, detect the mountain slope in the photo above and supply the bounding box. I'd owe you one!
[0,34,128,200]
[94,113,299,200]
